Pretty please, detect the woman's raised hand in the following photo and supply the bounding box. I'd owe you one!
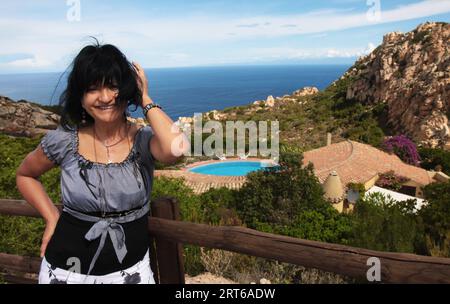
[132,61,152,107]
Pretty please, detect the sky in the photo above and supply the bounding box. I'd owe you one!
[0,0,449,74]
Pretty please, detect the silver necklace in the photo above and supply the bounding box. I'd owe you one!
[93,122,131,164]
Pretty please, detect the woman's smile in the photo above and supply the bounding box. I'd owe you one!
[95,104,117,111]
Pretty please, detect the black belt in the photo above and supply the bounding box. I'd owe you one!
[64,204,145,219]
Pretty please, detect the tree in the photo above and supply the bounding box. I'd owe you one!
[420,181,450,257]
[198,187,240,225]
[418,147,450,176]
[231,150,328,229]
[349,192,426,254]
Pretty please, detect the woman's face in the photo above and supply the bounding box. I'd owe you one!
[81,83,126,124]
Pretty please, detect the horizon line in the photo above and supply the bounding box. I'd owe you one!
[0,62,353,76]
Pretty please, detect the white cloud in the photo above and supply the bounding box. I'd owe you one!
[366,42,376,53]
[239,42,377,61]
[5,55,52,68]
[326,42,377,58]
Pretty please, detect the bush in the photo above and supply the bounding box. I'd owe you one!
[230,149,355,246]
[375,170,410,191]
[231,150,327,229]
[382,135,421,166]
[152,179,241,275]
[152,176,203,223]
[256,207,354,245]
[198,187,240,225]
[0,134,62,202]
[419,181,450,257]
[201,249,350,284]
[418,147,450,175]
[345,124,385,147]
[349,192,426,254]
[307,77,386,147]
[152,176,206,275]
[346,182,366,200]
[0,134,62,257]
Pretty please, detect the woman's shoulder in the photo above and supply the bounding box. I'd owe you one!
[134,123,154,165]
[39,124,74,166]
[135,123,153,141]
[41,124,74,144]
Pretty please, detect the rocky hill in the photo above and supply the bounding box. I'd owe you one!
[187,22,449,150]
[343,22,449,149]
[0,95,149,138]
[0,95,60,137]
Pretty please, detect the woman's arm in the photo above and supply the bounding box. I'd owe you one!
[133,62,190,165]
[144,95,190,164]
[16,145,61,257]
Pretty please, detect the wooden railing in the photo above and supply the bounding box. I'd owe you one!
[1,198,450,284]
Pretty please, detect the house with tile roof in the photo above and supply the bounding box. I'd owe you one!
[302,138,449,213]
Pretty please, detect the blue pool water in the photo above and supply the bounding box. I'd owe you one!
[188,161,273,176]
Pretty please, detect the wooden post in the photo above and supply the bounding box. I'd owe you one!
[148,207,160,284]
[150,197,185,284]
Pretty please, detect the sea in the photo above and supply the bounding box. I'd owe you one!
[0,65,349,121]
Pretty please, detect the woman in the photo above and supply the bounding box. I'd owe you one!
[15,41,189,284]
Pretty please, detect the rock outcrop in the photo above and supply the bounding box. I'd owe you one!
[0,95,60,137]
[293,86,319,97]
[343,22,449,149]
[265,95,275,107]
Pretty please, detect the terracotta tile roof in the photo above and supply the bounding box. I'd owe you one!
[302,140,433,187]
[155,169,247,194]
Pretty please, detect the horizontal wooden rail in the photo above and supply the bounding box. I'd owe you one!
[1,199,450,283]
[148,217,450,283]
[0,253,41,283]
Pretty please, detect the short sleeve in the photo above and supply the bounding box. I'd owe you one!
[39,126,72,166]
[136,125,155,168]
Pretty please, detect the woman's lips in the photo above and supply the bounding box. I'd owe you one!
[96,104,116,110]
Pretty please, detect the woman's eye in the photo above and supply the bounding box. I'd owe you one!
[86,86,118,93]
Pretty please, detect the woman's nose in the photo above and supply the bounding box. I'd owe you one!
[99,87,117,102]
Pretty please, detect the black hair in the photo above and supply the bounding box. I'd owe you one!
[58,37,142,131]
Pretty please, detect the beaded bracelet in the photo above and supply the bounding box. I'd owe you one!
[143,102,162,117]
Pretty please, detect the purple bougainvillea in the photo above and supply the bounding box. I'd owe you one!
[375,170,411,191]
[382,135,421,166]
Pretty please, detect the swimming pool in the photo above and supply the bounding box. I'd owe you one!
[187,161,276,176]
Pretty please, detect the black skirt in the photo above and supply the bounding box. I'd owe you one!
[45,211,150,275]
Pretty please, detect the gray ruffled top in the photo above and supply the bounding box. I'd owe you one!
[39,124,155,276]
[40,124,155,214]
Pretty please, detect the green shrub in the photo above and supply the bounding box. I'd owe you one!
[347,182,366,194]
[232,150,328,229]
[0,215,44,256]
[152,178,242,275]
[419,181,450,257]
[0,134,61,257]
[375,170,410,191]
[304,77,386,147]
[349,192,426,254]
[198,187,239,225]
[418,147,450,175]
[256,207,354,245]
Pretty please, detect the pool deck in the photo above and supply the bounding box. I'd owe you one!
[154,158,267,194]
